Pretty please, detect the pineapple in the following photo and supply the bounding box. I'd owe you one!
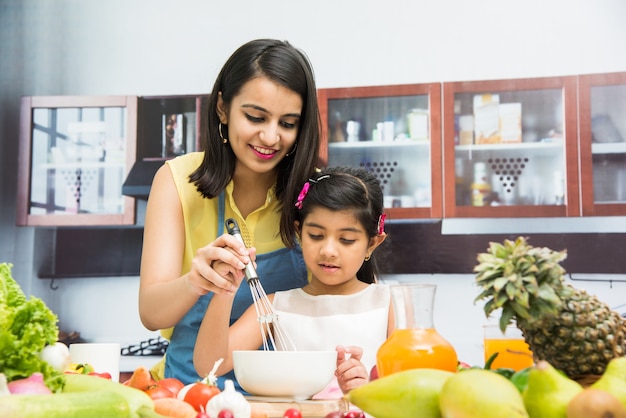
[474,236,626,379]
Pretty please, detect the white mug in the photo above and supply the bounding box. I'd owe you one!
[69,343,121,382]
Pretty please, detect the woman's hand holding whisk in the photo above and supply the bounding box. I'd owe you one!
[335,345,369,394]
[186,234,257,296]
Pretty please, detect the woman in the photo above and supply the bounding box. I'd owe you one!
[139,39,321,385]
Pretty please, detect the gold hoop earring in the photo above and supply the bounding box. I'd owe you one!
[285,142,297,157]
[218,123,228,144]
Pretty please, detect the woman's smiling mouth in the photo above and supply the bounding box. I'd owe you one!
[250,144,277,159]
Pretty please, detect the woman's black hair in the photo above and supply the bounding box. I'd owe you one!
[294,166,386,284]
[189,39,321,247]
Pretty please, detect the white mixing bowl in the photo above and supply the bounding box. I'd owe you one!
[232,350,336,399]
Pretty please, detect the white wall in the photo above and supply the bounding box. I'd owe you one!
[3,0,626,367]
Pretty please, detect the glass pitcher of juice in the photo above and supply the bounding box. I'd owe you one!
[376,283,458,377]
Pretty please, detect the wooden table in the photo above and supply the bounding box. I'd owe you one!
[246,396,350,418]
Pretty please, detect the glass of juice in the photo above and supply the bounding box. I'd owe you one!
[483,324,533,371]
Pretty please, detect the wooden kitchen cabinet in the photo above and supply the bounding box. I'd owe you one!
[442,76,580,218]
[579,71,626,216]
[136,95,208,160]
[122,95,208,199]
[318,83,443,219]
[17,96,138,226]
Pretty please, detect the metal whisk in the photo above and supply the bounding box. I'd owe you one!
[225,218,295,351]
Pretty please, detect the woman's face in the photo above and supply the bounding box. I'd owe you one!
[298,207,374,287]
[218,76,302,176]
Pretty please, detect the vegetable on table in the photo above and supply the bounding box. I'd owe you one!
[0,263,65,392]
[7,372,52,394]
[124,366,157,391]
[40,341,71,372]
[153,396,198,418]
[206,380,251,418]
[0,390,132,418]
[64,372,155,417]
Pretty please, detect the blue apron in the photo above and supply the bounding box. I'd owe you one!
[164,192,308,389]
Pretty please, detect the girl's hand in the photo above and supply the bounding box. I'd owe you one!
[335,345,369,394]
[186,233,257,296]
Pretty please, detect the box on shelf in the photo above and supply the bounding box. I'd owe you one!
[474,94,500,144]
[499,103,522,144]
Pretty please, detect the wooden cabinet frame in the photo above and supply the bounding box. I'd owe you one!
[318,83,442,219]
[17,95,138,226]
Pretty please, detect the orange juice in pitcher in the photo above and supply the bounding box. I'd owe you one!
[376,284,458,377]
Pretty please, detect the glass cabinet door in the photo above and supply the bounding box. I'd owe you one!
[579,72,626,216]
[17,96,138,226]
[442,76,580,218]
[318,83,442,219]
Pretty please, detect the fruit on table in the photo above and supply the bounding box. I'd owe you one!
[566,388,626,418]
[439,368,528,418]
[345,367,453,418]
[591,356,626,409]
[474,237,626,378]
[522,360,582,418]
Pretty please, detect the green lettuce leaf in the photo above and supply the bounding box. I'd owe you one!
[0,262,65,392]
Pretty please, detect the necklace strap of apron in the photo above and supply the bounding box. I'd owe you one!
[218,191,225,236]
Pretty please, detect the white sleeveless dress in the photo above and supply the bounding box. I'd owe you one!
[272,283,391,398]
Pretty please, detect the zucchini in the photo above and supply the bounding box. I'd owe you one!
[0,391,131,418]
[63,373,154,417]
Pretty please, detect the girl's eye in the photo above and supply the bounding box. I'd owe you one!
[245,113,264,123]
[340,238,356,245]
[280,120,298,129]
[307,233,323,241]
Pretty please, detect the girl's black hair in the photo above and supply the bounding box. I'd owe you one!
[189,39,321,247]
[294,166,386,284]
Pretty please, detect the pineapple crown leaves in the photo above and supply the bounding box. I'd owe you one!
[474,237,569,332]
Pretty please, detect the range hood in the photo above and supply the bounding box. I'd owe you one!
[122,159,165,199]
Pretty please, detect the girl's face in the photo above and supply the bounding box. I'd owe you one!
[298,207,380,289]
[217,76,302,176]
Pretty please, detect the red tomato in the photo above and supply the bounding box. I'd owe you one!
[179,383,221,412]
[145,385,175,400]
[342,412,365,418]
[283,408,302,418]
[156,377,185,397]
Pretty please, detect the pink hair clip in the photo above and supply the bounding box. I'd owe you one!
[377,213,387,235]
[295,182,310,209]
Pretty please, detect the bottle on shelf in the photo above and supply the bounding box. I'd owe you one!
[330,111,345,143]
[471,162,492,207]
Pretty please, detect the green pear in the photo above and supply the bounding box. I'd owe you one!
[439,369,528,418]
[522,360,583,418]
[345,368,454,418]
[591,356,626,409]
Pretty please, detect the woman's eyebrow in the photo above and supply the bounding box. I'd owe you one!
[241,103,301,118]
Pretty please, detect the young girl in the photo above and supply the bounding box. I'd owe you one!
[194,166,392,396]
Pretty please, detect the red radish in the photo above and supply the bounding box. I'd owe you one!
[7,372,52,394]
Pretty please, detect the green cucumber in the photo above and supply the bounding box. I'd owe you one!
[63,373,154,417]
[0,391,130,418]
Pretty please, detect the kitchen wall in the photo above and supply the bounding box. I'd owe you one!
[1,0,626,366]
